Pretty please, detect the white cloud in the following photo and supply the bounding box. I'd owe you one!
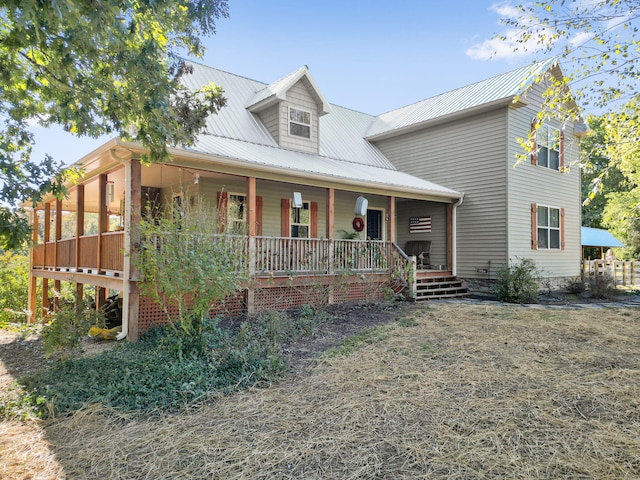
[569,31,595,48]
[466,1,551,61]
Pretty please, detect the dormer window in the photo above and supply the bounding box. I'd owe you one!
[289,107,311,138]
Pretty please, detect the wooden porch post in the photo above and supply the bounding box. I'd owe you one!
[97,174,108,274]
[387,196,396,244]
[75,185,85,301]
[54,198,62,303]
[124,158,142,341]
[326,188,335,304]
[446,204,453,271]
[28,209,38,323]
[246,177,257,315]
[42,203,51,314]
[326,188,335,239]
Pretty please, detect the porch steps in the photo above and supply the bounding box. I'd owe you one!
[414,273,468,301]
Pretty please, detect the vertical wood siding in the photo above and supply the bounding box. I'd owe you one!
[375,108,509,278]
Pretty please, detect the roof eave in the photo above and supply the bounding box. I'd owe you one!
[164,146,462,202]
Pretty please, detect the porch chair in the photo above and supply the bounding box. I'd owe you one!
[404,240,431,269]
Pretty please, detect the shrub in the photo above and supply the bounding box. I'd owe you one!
[586,273,616,299]
[42,298,106,358]
[564,277,587,295]
[493,258,542,304]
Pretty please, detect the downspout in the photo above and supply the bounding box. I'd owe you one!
[110,148,133,341]
[451,194,465,277]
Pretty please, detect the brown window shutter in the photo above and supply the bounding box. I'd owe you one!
[531,203,538,249]
[559,128,565,171]
[281,198,291,237]
[256,196,263,236]
[560,207,565,250]
[310,201,318,238]
[531,117,538,166]
[217,191,228,233]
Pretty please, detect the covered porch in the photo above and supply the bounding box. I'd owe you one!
[28,140,464,340]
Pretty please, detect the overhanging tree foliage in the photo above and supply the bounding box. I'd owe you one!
[499,1,640,114]
[0,0,229,249]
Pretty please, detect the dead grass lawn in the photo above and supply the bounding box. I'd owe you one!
[2,302,640,479]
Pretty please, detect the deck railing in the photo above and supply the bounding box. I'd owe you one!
[32,234,405,278]
[33,232,125,273]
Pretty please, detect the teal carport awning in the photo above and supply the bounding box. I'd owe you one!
[581,227,624,248]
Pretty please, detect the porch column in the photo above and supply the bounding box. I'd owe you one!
[42,202,51,314]
[122,158,141,341]
[75,185,85,300]
[54,198,62,301]
[387,196,396,244]
[97,173,108,274]
[246,177,257,315]
[446,204,453,271]
[28,209,38,324]
[326,188,335,239]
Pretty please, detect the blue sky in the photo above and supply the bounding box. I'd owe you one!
[30,0,540,164]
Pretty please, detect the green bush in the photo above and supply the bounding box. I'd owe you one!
[0,251,29,326]
[21,311,318,417]
[42,298,106,358]
[493,258,542,304]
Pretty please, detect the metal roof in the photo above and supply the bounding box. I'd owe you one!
[190,134,461,199]
[366,58,558,139]
[581,227,625,248]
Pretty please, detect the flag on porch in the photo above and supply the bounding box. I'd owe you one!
[409,216,431,233]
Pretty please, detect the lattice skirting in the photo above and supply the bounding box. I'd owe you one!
[136,276,390,333]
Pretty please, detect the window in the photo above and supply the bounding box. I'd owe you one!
[289,107,311,139]
[290,201,310,237]
[536,123,561,170]
[227,194,247,233]
[533,204,563,250]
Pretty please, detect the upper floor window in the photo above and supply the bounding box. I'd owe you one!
[537,124,561,170]
[289,107,311,139]
[291,201,310,237]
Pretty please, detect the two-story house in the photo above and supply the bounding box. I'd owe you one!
[27,58,583,339]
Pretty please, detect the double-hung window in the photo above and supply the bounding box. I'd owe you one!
[536,205,562,249]
[536,123,561,170]
[290,201,310,238]
[289,107,311,139]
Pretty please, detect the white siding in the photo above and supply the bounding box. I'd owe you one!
[506,83,581,277]
[375,108,509,278]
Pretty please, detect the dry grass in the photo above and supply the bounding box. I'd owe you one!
[2,302,640,479]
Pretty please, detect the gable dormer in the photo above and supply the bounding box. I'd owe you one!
[247,66,330,154]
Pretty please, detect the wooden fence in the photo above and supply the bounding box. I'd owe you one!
[582,259,640,286]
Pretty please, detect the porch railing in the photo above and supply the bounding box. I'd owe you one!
[254,237,393,274]
[32,234,413,280]
[32,232,125,273]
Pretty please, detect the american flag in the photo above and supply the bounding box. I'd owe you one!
[409,216,431,233]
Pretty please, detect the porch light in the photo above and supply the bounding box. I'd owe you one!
[355,196,368,216]
[292,191,303,208]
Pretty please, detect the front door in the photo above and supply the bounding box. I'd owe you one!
[366,209,383,240]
